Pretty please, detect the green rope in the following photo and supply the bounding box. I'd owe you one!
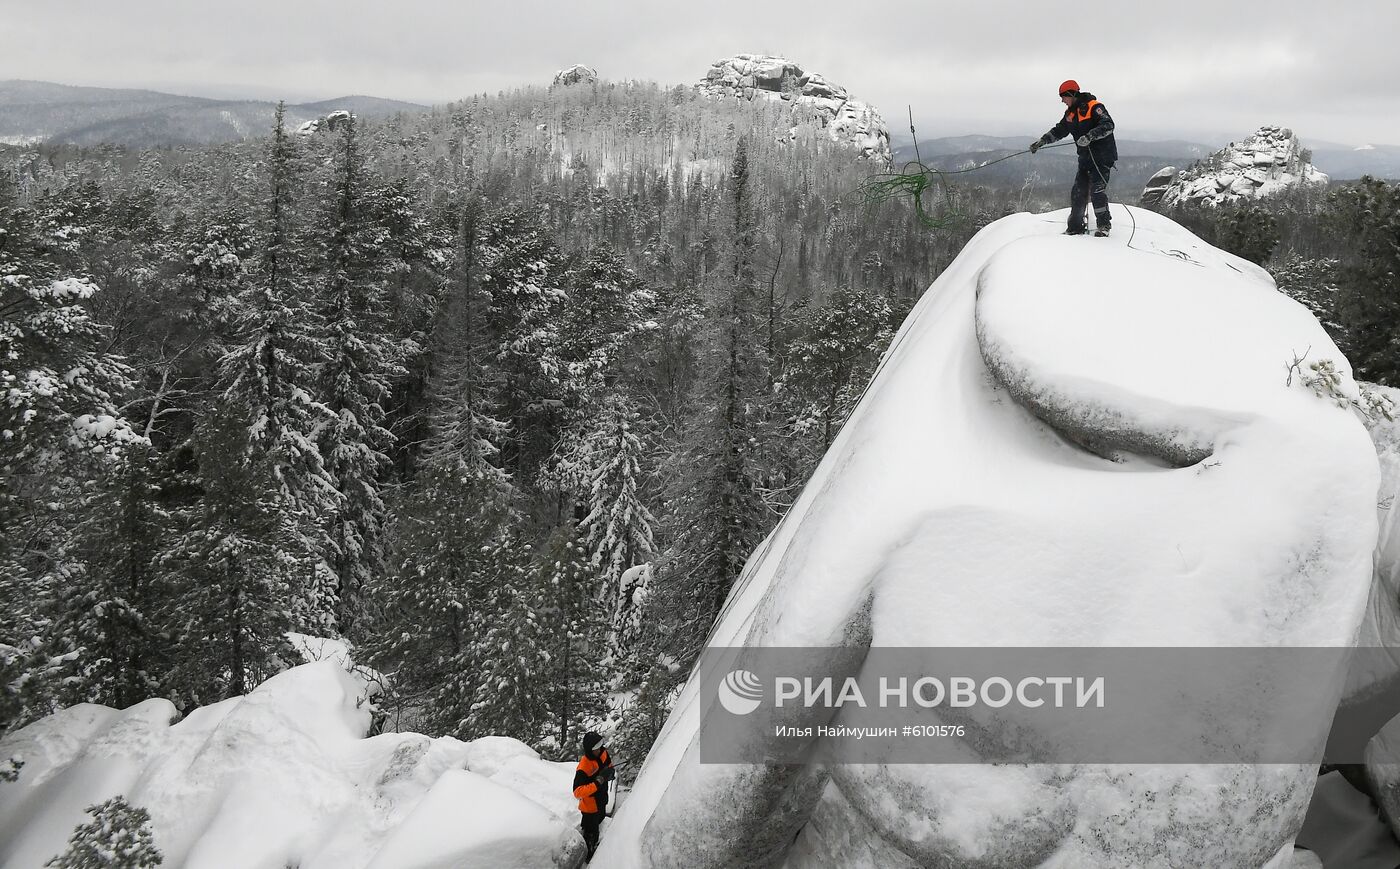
[857,141,1073,229]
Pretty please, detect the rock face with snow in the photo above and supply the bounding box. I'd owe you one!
[1139,165,1178,206]
[552,64,598,88]
[697,54,890,162]
[597,207,1378,868]
[296,109,354,136]
[0,662,586,869]
[1143,126,1328,207]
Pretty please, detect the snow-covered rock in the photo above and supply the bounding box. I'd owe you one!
[597,207,1378,868]
[697,54,890,162]
[1139,165,1178,205]
[296,109,354,136]
[1144,126,1328,207]
[0,662,585,869]
[364,770,582,869]
[552,64,598,88]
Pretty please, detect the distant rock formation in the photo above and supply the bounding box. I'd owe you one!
[1139,165,1178,206]
[552,64,598,88]
[1142,125,1328,207]
[696,54,890,162]
[295,109,354,136]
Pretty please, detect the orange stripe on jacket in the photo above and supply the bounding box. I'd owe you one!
[575,754,602,813]
[1067,99,1100,124]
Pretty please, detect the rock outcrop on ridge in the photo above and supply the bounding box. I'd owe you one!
[1141,125,1328,206]
[552,64,598,88]
[697,54,890,162]
[597,206,1378,868]
[296,109,354,136]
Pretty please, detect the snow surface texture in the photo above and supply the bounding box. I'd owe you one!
[1141,125,1328,207]
[698,55,890,162]
[596,207,1379,869]
[0,662,585,869]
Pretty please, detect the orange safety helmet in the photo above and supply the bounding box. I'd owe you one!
[1058,80,1080,96]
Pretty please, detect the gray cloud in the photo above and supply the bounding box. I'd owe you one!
[2,0,1396,144]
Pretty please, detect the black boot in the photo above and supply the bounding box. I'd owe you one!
[1064,226,1088,236]
[1094,226,1111,237]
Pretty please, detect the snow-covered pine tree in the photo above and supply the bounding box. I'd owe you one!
[476,205,571,479]
[45,796,163,869]
[367,195,518,735]
[0,174,138,730]
[157,408,302,704]
[157,105,336,702]
[532,525,607,756]
[1330,178,1400,385]
[776,287,896,454]
[659,134,771,661]
[209,102,340,635]
[59,443,170,708]
[558,244,659,393]
[567,395,657,659]
[313,113,402,637]
[372,463,523,737]
[416,197,509,478]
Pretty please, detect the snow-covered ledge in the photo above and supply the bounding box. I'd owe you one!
[0,659,586,868]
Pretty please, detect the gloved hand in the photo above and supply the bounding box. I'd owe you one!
[1029,140,1042,154]
[1076,135,1090,147]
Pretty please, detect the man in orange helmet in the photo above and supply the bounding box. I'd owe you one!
[1030,79,1119,236]
[572,731,615,861]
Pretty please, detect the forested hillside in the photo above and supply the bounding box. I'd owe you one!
[3,76,1397,772]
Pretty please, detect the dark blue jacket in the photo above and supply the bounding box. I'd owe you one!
[1040,92,1117,167]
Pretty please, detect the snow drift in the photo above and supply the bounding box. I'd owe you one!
[0,661,585,869]
[598,207,1380,868]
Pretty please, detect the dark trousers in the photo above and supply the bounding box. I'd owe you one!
[1069,157,1112,231]
[581,810,604,857]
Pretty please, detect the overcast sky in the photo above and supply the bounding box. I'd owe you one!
[4,0,1398,146]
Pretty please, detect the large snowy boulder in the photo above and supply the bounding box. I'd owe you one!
[597,207,1379,868]
[1145,126,1328,207]
[698,54,890,162]
[552,64,598,88]
[0,661,585,869]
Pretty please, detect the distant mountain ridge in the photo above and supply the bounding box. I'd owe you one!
[0,80,427,147]
[890,133,1399,182]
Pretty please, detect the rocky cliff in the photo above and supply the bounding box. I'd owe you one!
[1141,125,1328,206]
[696,54,890,162]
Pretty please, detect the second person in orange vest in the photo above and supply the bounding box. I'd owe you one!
[1030,79,1119,236]
[572,731,615,861]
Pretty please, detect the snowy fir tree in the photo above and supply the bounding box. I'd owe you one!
[313,113,402,637]
[45,796,163,869]
[659,135,771,660]
[532,526,608,755]
[564,395,657,659]
[1330,177,1400,385]
[157,407,302,703]
[57,444,170,708]
[0,174,138,729]
[207,103,340,636]
[777,287,897,454]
